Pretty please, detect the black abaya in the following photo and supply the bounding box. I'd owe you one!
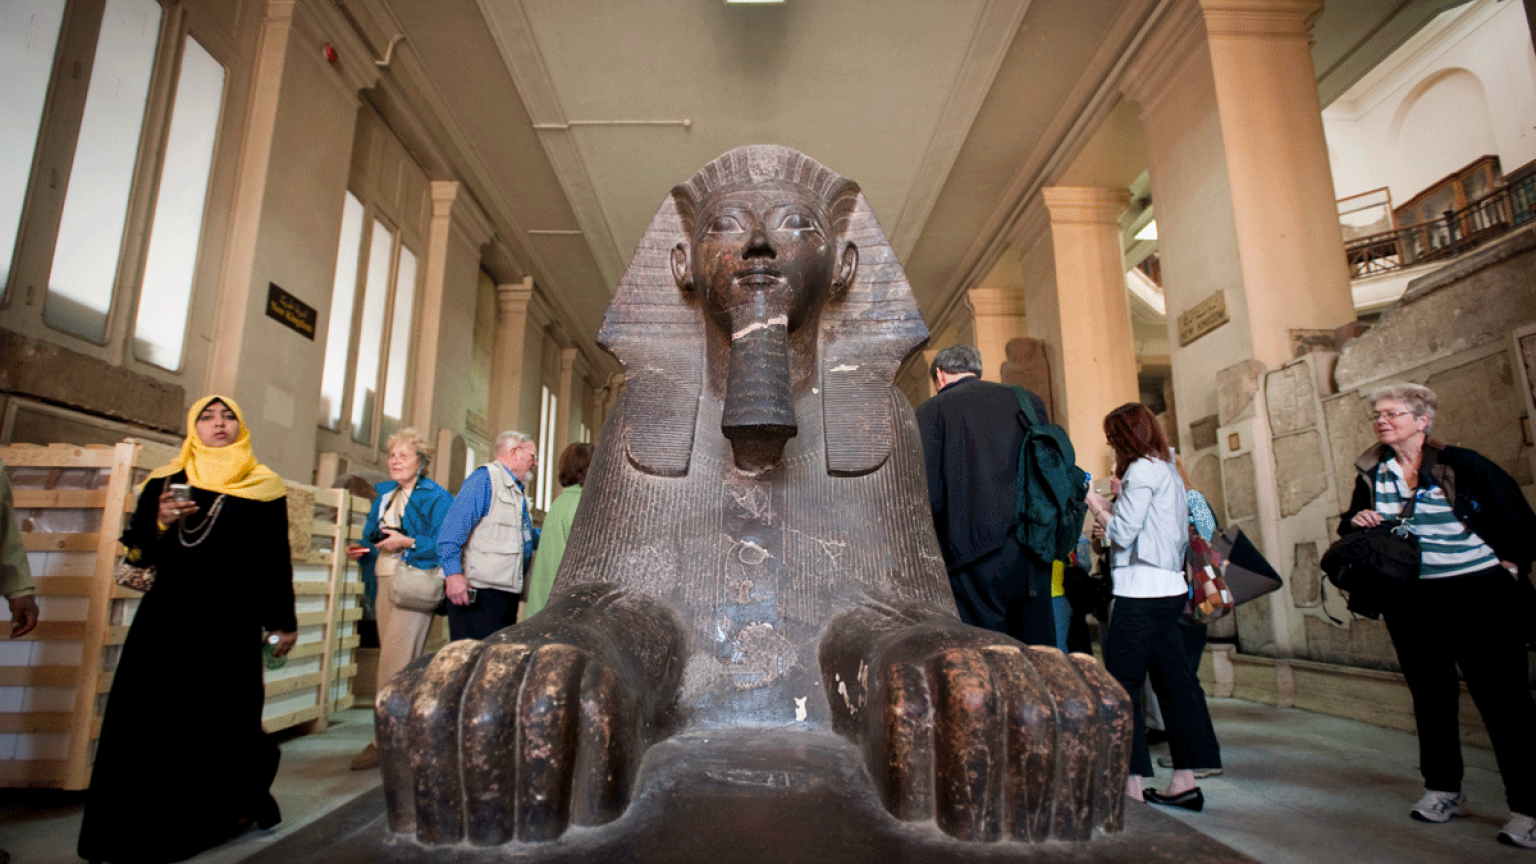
[78,473,296,863]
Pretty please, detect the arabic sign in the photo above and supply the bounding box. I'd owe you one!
[1177,290,1228,347]
[265,283,316,340]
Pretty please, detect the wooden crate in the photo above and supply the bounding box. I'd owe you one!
[0,442,364,789]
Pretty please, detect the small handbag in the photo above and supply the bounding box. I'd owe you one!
[114,559,156,592]
[390,560,445,612]
[1183,523,1235,623]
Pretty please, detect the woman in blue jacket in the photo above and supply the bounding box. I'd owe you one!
[344,428,452,770]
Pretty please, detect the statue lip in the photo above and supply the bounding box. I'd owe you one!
[732,268,783,287]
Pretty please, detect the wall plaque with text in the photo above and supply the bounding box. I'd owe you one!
[1178,290,1228,346]
[265,283,316,340]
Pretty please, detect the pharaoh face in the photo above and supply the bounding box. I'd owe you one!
[683,180,841,334]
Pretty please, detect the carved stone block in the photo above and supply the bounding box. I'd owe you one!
[1216,359,1266,426]
[1273,431,1328,518]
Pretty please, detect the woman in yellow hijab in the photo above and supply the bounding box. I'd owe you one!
[79,395,298,864]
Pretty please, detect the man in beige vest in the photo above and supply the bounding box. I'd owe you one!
[435,431,538,640]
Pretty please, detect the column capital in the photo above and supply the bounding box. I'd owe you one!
[967,286,1027,318]
[431,180,495,250]
[1198,0,1321,41]
[496,279,534,315]
[1041,187,1132,226]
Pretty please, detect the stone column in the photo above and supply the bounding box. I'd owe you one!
[491,279,534,437]
[412,181,491,434]
[965,287,1027,383]
[1041,186,1139,481]
[1201,0,1354,367]
[553,346,578,490]
[1126,0,1355,676]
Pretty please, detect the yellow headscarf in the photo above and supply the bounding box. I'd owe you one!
[143,395,286,501]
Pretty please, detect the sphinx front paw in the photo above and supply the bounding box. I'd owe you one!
[377,636,639,845]
[824,611,1131,842]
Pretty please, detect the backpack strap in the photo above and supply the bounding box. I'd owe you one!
[1010,385,1042,427]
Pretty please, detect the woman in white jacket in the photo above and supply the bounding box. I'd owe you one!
[1086,403,1221,810]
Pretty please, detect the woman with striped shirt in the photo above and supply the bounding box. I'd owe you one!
[1341,382,1536,850]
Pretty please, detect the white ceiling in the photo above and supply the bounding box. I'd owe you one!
[365,0,1470,375]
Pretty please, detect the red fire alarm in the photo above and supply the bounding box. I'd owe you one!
[323,44,338,64]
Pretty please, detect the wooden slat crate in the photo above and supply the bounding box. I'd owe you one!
[0,442,364,788]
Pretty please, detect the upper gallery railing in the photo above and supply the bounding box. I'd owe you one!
[1344,174,1536,278]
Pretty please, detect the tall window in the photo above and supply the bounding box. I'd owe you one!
[319,193,365,428]
[44,0,163,342]
[132,37,225,368]
[536,385,557,511]
[5,0,227,374]
[0,0,68,291]
[318,199,419,451]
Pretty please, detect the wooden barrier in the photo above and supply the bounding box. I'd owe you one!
[0,442,364,789]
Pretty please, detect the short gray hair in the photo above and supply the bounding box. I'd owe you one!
[1367,382,1437,425]
[385,427,433,466]
[494,430,534,455]
[930,345,982,381]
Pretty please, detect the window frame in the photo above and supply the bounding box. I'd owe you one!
[315,195,423,460]
[3,0,231,380]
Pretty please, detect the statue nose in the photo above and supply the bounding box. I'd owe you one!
[744,226,775,259]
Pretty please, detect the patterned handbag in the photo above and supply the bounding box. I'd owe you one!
[114,559,156,592]
[1183,523,1234,623]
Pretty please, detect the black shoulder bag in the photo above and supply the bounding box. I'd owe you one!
[1320,495,1419,620]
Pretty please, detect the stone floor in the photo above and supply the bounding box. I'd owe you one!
[0,699,1529,863]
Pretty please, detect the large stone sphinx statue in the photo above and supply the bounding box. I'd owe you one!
[376,146,1132,854]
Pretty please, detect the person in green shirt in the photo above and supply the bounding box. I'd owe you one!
[1,460,39,639]
[523,443,592,618]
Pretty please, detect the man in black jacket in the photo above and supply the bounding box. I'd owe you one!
[915,345,1055,646]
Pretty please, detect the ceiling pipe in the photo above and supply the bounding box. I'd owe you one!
[375,33,405,68]
[532,119,692,131]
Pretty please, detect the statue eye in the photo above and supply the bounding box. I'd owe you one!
[778,213,817,232]
[707,215,744,233]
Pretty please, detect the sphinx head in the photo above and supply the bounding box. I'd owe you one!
[670,169,859,473]
[598,146,926,481]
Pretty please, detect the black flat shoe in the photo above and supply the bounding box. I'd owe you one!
[1144,786,1204,812]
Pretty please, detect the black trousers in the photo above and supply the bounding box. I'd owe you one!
[447,586,520,641]
[1384,567,1536,814]
[948,535,1057,647]
[1104,593,1222,777]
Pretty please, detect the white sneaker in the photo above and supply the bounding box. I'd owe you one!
[1500,813,1536,849]
[1410,789,1465,823]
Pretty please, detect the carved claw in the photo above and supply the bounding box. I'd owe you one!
[376,585,683,846]
[821,603,1131,843]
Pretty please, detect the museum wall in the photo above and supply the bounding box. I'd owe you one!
[1324,0,1536,206]
[1238,226,1536,670]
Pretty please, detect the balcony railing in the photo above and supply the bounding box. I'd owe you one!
[1344,174,1536,278]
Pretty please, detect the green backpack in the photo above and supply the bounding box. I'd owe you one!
[1009,386,1089,566]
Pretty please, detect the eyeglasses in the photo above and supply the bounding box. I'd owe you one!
[1368,410,1414,422]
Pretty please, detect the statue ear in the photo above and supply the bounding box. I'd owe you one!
[821,191,928,477]
[596,190,703,477]
[832,242,857,295]
[671,243,693,292]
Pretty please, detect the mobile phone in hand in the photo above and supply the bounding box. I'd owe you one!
[466,588,478,604]
[170,483,192,502]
